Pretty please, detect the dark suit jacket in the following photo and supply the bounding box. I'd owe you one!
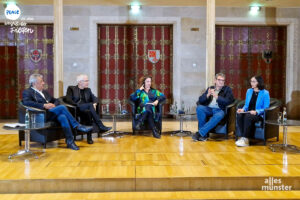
[22,87,59,110]
[197,85,234,111]
[65,85,98,106]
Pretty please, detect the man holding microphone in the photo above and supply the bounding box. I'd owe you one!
[192,73,234,141]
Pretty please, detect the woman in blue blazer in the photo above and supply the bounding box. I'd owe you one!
[236,75,270,147]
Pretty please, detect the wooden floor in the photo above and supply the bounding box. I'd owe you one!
[0,119,300,199]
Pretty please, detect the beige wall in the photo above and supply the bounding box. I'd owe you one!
[0,5,299,117]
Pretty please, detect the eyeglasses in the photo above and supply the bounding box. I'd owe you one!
[81,80,89,82]
[250,80,257,83]
[217,79,225,82]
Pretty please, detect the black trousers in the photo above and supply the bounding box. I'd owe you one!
[77,103,104,128]
[139,104,155,130]
[237,113,262,138]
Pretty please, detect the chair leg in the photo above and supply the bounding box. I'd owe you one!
[263,140,266,146]
[43,143,46,149]
[277,136,279,142]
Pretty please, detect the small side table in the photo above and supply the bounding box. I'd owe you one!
[3,122,51,159]
[101,113,130,137]
[265,120,300,153]
[167,112,196,137]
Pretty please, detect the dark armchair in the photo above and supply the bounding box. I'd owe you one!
[235,98,281,145]
[129,99,166,135]
[58,96,102,139]
[196,99,239,138]
[18,102,65,148]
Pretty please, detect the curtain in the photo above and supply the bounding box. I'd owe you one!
[98,25,172,113]
[216,26,286,102]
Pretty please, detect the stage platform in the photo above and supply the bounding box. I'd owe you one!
[0,119,300,199]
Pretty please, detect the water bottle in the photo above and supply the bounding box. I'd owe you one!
[181,101,185,111]
[106,104,109,113]
[118,101,122,114]
[25,109,29,126]
[283,107,287,122]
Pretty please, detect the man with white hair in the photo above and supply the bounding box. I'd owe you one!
[66,74,111,144]
[22,74,93,150]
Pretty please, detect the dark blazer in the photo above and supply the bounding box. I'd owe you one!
[66,85,98,106]
[197,85,234,110]
[22,87,59,110]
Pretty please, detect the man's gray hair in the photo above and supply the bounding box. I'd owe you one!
[29,74,43,86]
[215,73,225,80]
[76,74,88,84]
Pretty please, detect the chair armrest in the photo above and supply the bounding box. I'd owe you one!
[58,97,76,109]
[225,99,239,115]
[62,102,77,111]
[236,100,245,109]
[58,97,77,117]
[265,101,282,112]
[19,102,45,113]
[157,99,166,114]
[26,106,45,113]
[19,102,46,123]
[226,99,239,109]
[264,102,281,121]
[129,99,136,115]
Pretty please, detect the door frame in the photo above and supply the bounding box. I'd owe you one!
[90,16,181,107]
[216,17,297,103]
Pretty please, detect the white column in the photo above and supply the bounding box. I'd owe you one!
[53,0,63,97]
[206,0,215,87]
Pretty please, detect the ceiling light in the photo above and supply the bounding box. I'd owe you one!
[130,5,141,14]
[249,6,261,15]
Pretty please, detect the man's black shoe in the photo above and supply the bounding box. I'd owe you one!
[67,142,80,150]
[152,128,161,139]
[198,136,208,141]
[192,132,200,141]
[76,125,93,133]
[99,126,112,132]
[192,132,207,142]
[87,133,94,144]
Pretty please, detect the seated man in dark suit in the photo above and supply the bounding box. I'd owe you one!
[66,74,111,143]
[22,74,93,150]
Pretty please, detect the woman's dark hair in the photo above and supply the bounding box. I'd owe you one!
[252,75,265,90]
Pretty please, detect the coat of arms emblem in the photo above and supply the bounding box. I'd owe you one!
[148,50,160,64]
[262,50,272,64]
[30,49,42,63]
